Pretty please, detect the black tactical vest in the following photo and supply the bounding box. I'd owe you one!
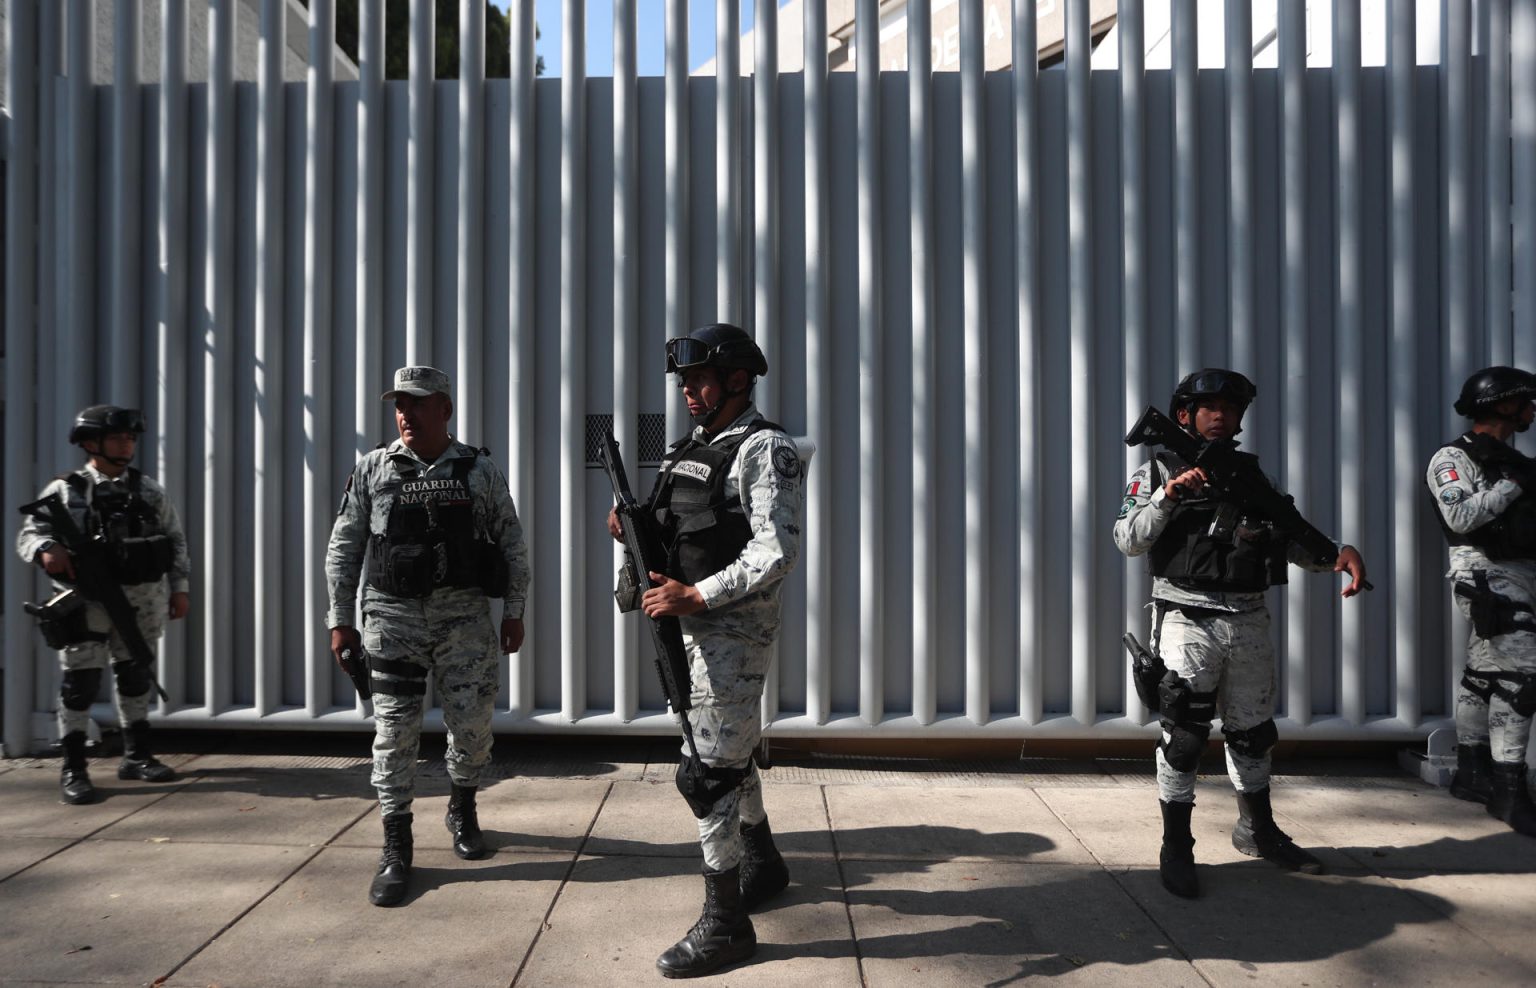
[1146,452,1289,593]
[1435,433,1536,560]
[65,468,174,585]
[366,447,508,598]
[649,419,782,584]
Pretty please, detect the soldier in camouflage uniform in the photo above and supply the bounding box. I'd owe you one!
[326,366,530,907]
[1427,366,1536,837]
[1114,370,1367,898]
[606,324,803,978]
[16,405,191,804]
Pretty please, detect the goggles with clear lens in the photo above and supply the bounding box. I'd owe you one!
[665,337,715,373]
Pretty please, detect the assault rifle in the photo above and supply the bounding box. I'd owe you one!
[19,492,169,700]
[1125,405,1371,590]
[597,428,713,805]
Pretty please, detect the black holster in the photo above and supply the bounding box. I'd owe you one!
[676,755,750,819]
[1455,571,1536,639]
[23,589,107,649]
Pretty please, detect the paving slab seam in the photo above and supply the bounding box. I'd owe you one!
[819,784,870,988]
[0,773,202,887]
[149,802,376,986]
[509,780,615,988]
[1034,786,1215,987]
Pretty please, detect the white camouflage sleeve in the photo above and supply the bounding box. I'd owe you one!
[480,459,531,620]
[325,458,373,628]
[1113,460,1175,557]
[694,430,804,608]
[15,477,70,564]
[1427,444,1521,534]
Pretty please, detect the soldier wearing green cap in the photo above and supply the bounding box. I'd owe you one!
[326,366,531,907]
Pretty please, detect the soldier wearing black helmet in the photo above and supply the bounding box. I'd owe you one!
[1115,369,1367,898]
[605,323,804,978]
[1427,366,1536,836]
[15,405,191,804]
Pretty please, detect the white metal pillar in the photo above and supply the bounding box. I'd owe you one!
[614,0,641,722]
[560,0,589,721]
[911,0,937,726]
[856,0,883,726]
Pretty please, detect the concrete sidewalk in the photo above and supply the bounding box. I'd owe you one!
[2,738,1535,987]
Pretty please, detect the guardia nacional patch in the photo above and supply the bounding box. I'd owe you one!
[1441,486,1465,505]
[1118,496,1135,519]
[772,444,801,479]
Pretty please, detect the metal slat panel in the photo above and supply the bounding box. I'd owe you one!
[754,0,782,729]
[3,0,42,758]
[205,0,235,714]
[911,0,936,726]
[302,0,336,715]
[508,0,537,718]
[560,0,588,721]
[458,0,487,444]
[804,0,831,726]
[614,0,640,722]
[1065,0,1091,726]
[856,0,883,726]
[254,0,286,715]
[406,0,434,364]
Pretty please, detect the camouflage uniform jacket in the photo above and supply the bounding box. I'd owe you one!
[676,405,804,647]
[325,439,531,627]
[1114,455,1337,613]
[16,462,191,595]
[1427,435,1527,574]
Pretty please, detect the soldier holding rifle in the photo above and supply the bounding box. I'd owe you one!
[1115,369,1367,899]
[605,324,803,979]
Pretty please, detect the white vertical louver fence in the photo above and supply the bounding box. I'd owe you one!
[5,0,1535,754]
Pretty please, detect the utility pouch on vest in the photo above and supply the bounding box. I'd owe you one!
[23,589,107,649]
[614,551,643,612]
[475,541,509,597]
[111,534,174,585]
[370,538,441,598]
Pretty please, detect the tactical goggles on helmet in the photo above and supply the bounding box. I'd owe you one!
[665,336,763,375]
[99,408,147,434]
[1177,370,1256,405]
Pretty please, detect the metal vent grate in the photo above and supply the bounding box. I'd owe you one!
[586,413,667,468]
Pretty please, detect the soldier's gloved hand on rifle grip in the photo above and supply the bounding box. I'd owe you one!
[330,626,362,672]
[39,545,76,580]
[1164,467,1208,501]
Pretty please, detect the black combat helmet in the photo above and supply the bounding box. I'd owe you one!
[68,405,146,445]
[1168,368,1257,437]
[665,323,769,378]
[1453,366,1536,420]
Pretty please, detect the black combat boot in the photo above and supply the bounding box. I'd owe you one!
[1486,762,1536,837]
[655,865,756,979]
[739,818,790,910]
[444,782,488,859]
[1232,787,1324,874]
[1450,742,1495,804]
[117,720,177,782]
[1158,799,1199,898]
[369,811,414,907]
[59,731,98,805]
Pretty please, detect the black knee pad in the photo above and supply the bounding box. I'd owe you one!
[1224,718,1279,758]
[675,755,750,820]
[112,660,152,699]
[1159,720,1212,773]
[60,668,103,711]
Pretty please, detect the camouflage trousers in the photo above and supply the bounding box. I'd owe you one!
[680,631,771,872]
[1152,605,1277,803]
[1450,559,1536,764]
[364,602,499,817]
[56,583,167,737]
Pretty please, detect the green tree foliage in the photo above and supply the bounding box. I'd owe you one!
[329,1,544,79]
